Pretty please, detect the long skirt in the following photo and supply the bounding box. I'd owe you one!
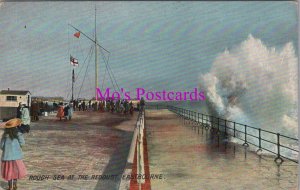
[56,107,64,118]
[1,160,27,181]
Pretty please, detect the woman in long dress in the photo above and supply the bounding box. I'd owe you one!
[56,103,64,121]
[0,118,27,190]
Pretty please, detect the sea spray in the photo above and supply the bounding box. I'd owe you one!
[200,34,298,159]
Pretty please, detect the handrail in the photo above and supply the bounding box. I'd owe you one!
[137,110,145,185]
[126,109,145,188]
[120,110,145,190]
[145,104,299,164]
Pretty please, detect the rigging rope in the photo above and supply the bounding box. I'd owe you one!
[99,48,122,97]
[99,49,117,92]
[77,46,94,99]
[101,63,107,91]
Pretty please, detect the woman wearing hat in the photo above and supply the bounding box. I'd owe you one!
[0,118,27,190]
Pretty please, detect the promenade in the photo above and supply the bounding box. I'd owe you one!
[145,109,298,190]
[0,111,137,190]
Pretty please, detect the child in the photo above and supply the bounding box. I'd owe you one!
[0,118,27,190]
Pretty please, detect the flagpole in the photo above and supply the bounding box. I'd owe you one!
[72,68,74,102]
[95,6,98,100]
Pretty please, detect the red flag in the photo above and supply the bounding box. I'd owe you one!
[74,31,80,38]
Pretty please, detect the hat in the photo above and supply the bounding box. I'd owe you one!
[1,118,22,129]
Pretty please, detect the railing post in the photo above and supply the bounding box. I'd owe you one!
[233,122,236,137]
[192,111,194,121]
[205,115,209,130]
[210,116,214,132]
[197,112,200,133]
[217,117,220,135]
[274,133,284,164]
[243,125,249,147]
[256,128,262,154]
[224,120,227,137]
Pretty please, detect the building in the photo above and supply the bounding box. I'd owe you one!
[0,89,31,120]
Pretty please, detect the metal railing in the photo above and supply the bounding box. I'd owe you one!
[145,104,299,164]
[126,109,145,188]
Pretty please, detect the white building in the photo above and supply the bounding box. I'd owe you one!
[0,89,31,120]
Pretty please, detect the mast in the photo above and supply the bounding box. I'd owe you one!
[69,6,111,101]
[95,6,99,100]
[72,68,74,101]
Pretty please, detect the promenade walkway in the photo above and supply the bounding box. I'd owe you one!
[0,111,137,190]
[145,109,298,190]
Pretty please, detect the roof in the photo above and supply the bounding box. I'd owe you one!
[0,90,31,95]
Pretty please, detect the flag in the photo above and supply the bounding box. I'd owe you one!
[70,56,79,66]
[72,69,75,82]
[74,31,80,38]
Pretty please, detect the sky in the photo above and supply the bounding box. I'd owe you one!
[0,1,297,100]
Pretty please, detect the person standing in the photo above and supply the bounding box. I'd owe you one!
[68,103,73,120]
[63,105,69,120]
[16,103,22,119]
[124,100,129,114]
[129,101,134,115]
[31,102,39,122]
[0,118,27,190]
[45,102,49,113]
[82,101,86,111]
[140,97,145,111]
[110,100,115,113]
[56,103,64,121]
[78,101,82,111]
[116,100,120,113]
[18,105,30,133]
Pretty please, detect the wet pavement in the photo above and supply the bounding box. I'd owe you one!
[145,109,298,190]
[0,111,137,190]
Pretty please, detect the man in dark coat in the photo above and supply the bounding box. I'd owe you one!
[82,101,86,111]
[16,102,22,119]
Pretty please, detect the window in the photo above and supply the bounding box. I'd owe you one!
[6,96,17,101]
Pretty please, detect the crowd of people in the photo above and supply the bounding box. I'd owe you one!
[55,97,146,121]
[72,98,145,114]
[56,103,73,121]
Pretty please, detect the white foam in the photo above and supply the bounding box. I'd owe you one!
[200,35,298,158]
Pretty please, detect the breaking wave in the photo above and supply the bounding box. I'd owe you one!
[200,35,298,159]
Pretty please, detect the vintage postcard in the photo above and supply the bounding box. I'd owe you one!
[0,1,298,190]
